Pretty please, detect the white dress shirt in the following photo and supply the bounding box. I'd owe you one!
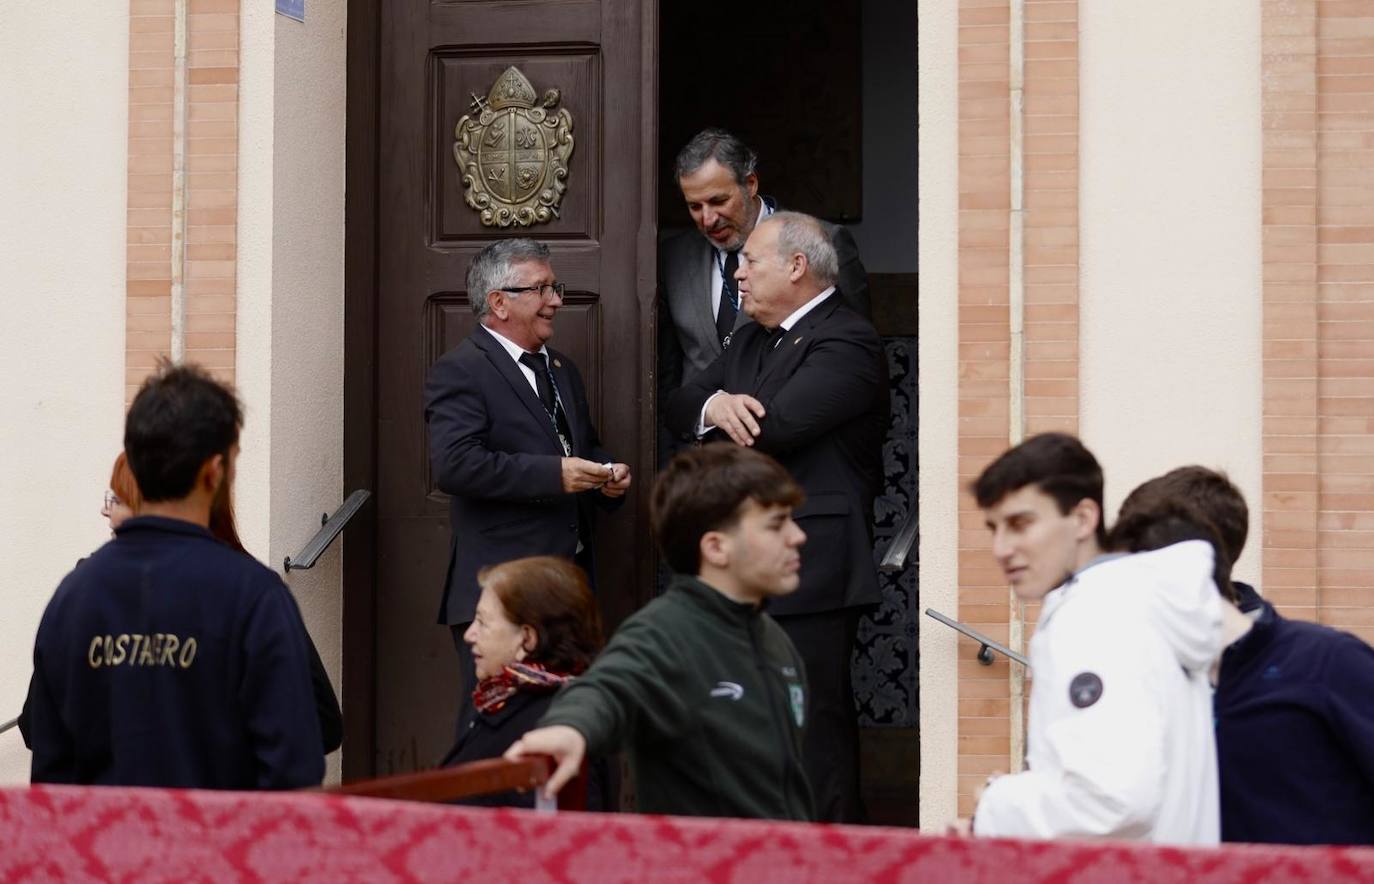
[481,324,550,397]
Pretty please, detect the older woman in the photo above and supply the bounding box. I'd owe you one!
[441,555,607,808]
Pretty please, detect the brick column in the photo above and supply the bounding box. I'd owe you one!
[124,0,239,400]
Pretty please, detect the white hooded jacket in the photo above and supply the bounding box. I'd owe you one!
[973,541,1223,844]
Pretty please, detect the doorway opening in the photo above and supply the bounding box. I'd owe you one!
[658,0,919,825]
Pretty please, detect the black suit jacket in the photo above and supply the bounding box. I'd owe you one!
[656,198,871,400]
[424,325,617,625]
[439,690,611,810]
[665,292,887,616]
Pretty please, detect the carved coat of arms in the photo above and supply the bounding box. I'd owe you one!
[453,67,574,228]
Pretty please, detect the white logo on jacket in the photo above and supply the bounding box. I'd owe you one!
[710,681,744,700]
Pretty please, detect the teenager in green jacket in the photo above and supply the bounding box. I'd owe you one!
[507,442,814,820]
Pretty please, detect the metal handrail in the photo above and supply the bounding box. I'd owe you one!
[284,489,372,572]
[879,502,919,571]
[0,716,18,736]
[925,607,1030,668]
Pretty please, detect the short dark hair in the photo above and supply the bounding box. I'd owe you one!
[478,556,603,674]
[1118,466,1249,565]
[124,360,243,503]
[674,128,758,187]
[651,443,804,575]
[1109,495,1237,604]
[972,432,1108,547]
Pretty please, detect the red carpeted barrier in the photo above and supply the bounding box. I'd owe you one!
[2,784,1371,882]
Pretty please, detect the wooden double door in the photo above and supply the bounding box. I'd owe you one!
[344,0,658,777]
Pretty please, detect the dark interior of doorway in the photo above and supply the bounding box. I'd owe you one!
[658,0,920,827]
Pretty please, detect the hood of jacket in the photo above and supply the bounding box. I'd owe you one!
[1117,540,1223,674]
[1046,540,1222,675]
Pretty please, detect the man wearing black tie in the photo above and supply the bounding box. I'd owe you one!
[657,130,870,457]
[425,239,631,724]
[666,212,887,823]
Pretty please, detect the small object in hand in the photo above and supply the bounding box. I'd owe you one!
[601,463,615,486]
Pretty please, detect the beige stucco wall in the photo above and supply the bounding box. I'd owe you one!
[917,0,1263,826]
[0,3,129,783]
[916,0,959,830]
[238,3,348,782]
[1079,0,1264,586]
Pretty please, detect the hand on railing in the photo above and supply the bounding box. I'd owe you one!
[323,755,587,812]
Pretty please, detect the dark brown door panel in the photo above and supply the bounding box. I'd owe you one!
[347,0,657,777]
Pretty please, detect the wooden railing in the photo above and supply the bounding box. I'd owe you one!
[324,756,587,812]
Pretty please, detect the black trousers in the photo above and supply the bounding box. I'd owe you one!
[774,608,866,824]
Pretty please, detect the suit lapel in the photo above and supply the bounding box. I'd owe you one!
[688,241,722,359]
[753,292,841,389]
[473,327,563,451]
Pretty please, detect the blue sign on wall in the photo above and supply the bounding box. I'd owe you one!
[276,0,304,22]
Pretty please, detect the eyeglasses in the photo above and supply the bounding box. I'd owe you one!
[501,282,566,300]
[103,490,122,510]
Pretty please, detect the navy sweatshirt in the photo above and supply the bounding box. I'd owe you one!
[1216,584,1374,844]
[26,516,324,789]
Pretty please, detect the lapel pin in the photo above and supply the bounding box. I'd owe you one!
[553,358,562,368]
[794,336,803,345]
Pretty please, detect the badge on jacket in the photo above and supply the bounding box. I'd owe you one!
[789,684,805,727]
[1068,672,1103,708]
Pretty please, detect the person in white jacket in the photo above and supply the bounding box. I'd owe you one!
[962,433,1223,844]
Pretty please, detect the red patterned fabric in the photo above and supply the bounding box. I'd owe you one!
[3,784,1371,882]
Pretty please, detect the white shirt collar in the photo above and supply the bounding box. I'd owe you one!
[481,323,547,363]
[777,286,836,332]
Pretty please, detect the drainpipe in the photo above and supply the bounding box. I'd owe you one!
[1007,0,1027,776]
[170,0,189,361]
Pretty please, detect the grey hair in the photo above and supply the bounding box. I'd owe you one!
[467,238,552,319]
[674,128,758,187]
[764,211,838,287]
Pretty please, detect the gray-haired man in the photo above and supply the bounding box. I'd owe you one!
[657,129,870,422]
[424,238,631,725]
[665,212,887,823]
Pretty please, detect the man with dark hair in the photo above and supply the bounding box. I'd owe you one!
[1118,466,1374,845]
[664,210,885,822]
[1117,466,1249,575]
[25,361,324,788]
[425,238,631,721]
[965,433,1223,844]
[657,128,870,417]
[507,443,814,821]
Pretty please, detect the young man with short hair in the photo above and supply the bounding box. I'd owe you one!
[25,362,324,788]
[1119,466,1374,845]
[507,442,814,820]
[965,433,1222,844]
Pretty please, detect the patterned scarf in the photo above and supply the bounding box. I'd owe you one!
[472,661,577,714]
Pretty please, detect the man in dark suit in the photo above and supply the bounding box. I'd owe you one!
[658,129,870,411]
[666,211,887,823]
[424,238,632,720]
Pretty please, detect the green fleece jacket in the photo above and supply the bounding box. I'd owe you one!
[539,573,814,820]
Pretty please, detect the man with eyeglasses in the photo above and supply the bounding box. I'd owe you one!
[424,238,632,732]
